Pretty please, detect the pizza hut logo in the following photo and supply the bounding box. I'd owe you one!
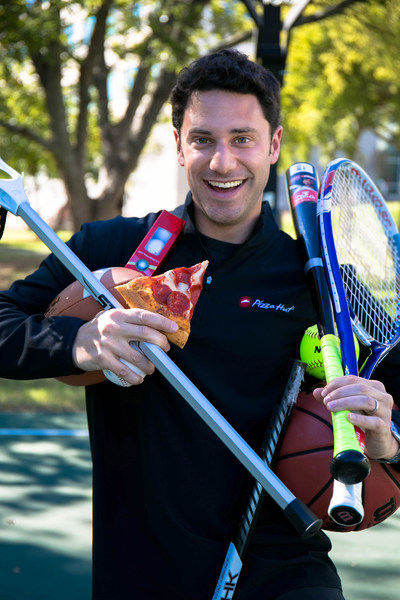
[239,296,295,313]
[239,296,253,308]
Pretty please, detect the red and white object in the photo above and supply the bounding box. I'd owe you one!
[125,210,185,276]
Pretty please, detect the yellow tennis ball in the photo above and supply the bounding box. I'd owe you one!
[300,324,360,380]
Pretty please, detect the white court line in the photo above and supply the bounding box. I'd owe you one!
[0,428,89,437]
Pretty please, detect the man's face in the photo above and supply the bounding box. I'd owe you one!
[174,89,282,242]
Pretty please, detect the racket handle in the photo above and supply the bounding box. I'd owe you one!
[320,334,343,381]
[328,481,364,526]
[321,335,370,484]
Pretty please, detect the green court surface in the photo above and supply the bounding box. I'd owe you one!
[0,412,399,600]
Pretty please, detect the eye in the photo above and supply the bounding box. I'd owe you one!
[235,136,250,144]
[194,137,211,145]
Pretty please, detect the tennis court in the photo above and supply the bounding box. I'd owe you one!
[0,412,398,600]
[0,413,91,600]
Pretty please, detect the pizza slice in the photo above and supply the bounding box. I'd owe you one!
[116,260,209,348]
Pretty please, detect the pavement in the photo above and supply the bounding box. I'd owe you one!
[0,413,91,600]
[0,412,398,600]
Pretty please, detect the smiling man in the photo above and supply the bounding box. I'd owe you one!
[174,89,282,243]
[1,49,400,600]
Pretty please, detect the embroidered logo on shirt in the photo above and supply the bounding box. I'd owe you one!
[239,296,295,313]
[239,296,253,308]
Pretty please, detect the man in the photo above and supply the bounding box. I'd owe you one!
[0,49,399,600]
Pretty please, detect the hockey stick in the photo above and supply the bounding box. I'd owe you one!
[0,157,321,539]
[212,360,306,600]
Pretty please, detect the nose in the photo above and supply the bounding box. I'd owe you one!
[209,142,237,174]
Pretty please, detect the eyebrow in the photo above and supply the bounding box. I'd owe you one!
[188,127,257,135]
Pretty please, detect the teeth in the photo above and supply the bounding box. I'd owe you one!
[208,180,243,189]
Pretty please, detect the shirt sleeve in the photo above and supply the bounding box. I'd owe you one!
[0,225,94,380]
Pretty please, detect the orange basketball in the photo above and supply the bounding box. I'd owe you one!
[45,267,143,386]
[275,392,400,531]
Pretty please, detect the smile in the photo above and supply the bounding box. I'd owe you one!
[207,180,245,190]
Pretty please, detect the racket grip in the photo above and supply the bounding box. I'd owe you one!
[320,334,343,382]
[321,335,370,484]
[328,480,364,527]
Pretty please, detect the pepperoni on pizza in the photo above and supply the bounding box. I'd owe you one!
[116,260,209,348]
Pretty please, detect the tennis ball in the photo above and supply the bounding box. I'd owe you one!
[300,324,360,380]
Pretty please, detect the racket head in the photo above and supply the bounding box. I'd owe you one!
[319,159,400,378]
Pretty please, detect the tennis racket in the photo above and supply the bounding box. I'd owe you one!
[318,158,400,522]
[318,158,400,380]
[212,360,306,600]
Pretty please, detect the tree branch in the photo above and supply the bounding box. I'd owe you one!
[240,0,263,29]
[208,29,254,53]
[0,119,55,153]
[296,0,369,26]
[76,0,113,168]
[112,62,152,151]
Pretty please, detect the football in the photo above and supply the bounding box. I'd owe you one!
[45,266,143,386]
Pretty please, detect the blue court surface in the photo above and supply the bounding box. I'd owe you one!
[0,413,91,600]
[0,412,399,600]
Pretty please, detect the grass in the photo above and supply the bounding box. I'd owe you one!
[0,378,85,412]
[1,228,85,412]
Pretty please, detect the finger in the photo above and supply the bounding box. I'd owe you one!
[323,389,393,417]
[117,309,179,351]
[116,342,156,376]
[102,354,146,386]
[321,377,385,403]
[321,374,383,394]
[125,308,179,335]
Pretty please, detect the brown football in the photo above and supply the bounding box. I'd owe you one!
[45,267,143,386]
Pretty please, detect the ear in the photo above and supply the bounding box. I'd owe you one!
[270,125,283,166]
[173,128,185,167]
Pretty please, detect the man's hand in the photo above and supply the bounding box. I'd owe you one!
[72,308,179,385]
[313,376,399,461]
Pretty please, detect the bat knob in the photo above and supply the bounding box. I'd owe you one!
[330,450,371,485]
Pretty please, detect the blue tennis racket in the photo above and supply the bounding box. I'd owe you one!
[319,159,400,379]
[318,158,400,482]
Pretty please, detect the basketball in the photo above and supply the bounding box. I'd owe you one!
[275,392,400,532]
[45,266,143,386]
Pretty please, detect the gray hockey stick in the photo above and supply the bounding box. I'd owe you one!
[0,157,321,539]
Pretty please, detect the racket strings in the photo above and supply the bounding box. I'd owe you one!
[331,168,400,345]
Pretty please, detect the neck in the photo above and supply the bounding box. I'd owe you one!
[193,207,260,244]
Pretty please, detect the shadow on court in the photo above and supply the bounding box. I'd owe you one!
[0,412,399,600]
[0,413,92,600]
[329,511,400,600]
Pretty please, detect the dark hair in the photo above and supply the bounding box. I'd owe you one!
[171,49,281,135]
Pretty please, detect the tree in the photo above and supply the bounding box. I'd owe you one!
[0,0,253,230]
[280,0,400,170]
